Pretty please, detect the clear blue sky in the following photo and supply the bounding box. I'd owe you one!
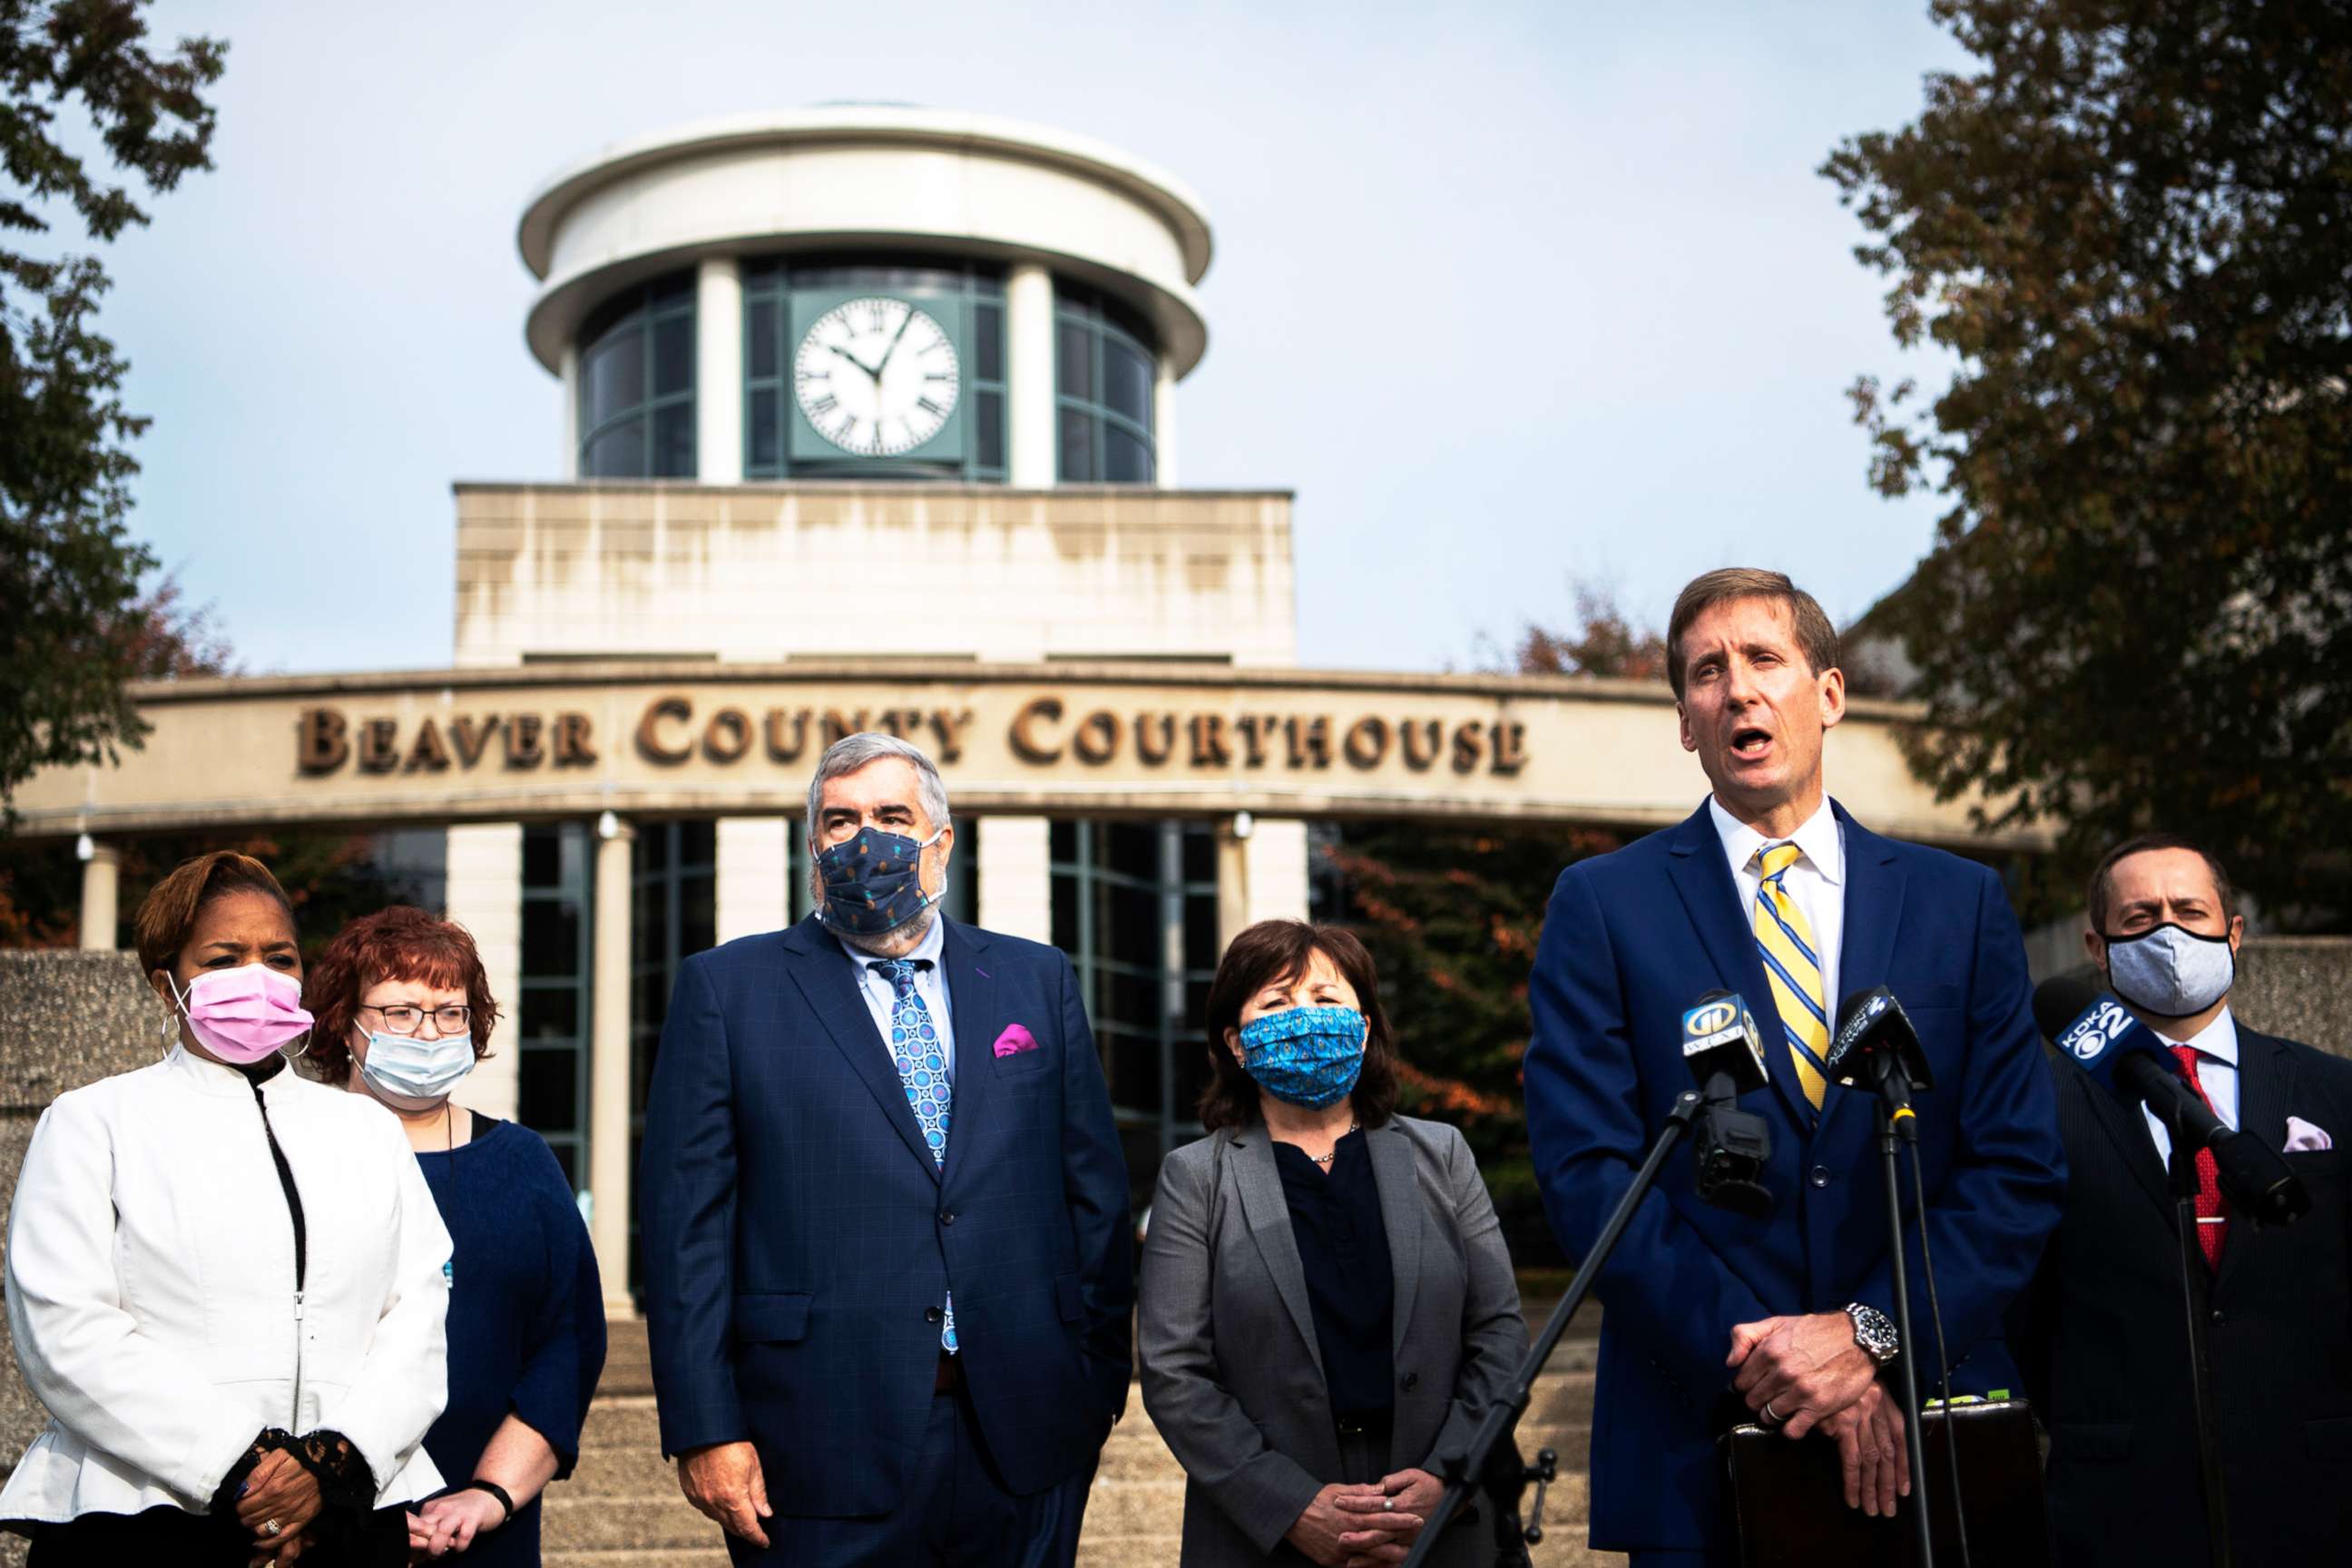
[97,1,1967,676]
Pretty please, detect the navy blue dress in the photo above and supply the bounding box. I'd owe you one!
[414,1115,606,1566]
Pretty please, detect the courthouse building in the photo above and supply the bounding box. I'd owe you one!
[12,109,2036,1309]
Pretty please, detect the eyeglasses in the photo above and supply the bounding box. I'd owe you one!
[358,1003,472,1035]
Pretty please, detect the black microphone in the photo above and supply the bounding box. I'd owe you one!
[1826,986,1936,1134]
[2034,977,2308,1228]
[1681,991,1773,1217]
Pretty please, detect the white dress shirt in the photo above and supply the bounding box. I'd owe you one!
[837,913,958,1083]
[1709,793,1847,1024]
[2143,1006,2241,1166]
[0,1046,450,1523]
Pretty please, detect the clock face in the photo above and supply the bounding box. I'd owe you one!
[793,296,960,457]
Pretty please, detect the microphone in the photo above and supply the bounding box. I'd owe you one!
[1681,991,1773,1217]
[1826,986,1936,1133]
[2034,977,2308,1227]
[1681,991,1769,1096]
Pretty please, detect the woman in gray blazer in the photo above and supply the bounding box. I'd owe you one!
[1140,920,1526,1567]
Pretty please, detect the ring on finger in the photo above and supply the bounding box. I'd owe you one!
[1760,1398,1786,1426]
[263,1519,282,1536]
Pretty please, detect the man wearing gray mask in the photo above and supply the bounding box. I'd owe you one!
[636,732,1132,1567]
[2008,832,2352,1566]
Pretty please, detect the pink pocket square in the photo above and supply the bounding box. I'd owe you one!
[993,1024,1040,1059]
[2286,1115,2333,1152]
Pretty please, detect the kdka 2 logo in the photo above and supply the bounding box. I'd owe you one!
[2059,998,2132,1062]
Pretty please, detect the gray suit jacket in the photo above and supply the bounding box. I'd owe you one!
[1138,1114,1525,1566]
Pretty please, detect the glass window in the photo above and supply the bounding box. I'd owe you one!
[575,271,696,480]
[629,819,720,1295]
[975,389,1004,473]
[1058,322,1094,401]
[747,299,778,379]
[652,315,693,397]
[1105,426,1152,484]
[1103,338,1152,424]
[1060,407,1095,483]
[517,823,593,1195]
[652,404,695,478]
[1050,819,1216,1210]
[584,333,644,431]
[973,302,1004,382]
[1054,284,1157,485]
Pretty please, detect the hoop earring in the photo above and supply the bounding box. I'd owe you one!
[279,1029,314,1063]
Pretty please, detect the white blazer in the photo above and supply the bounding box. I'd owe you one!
[0,1044,452,1524]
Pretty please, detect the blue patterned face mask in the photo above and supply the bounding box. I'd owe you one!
[1237,1004,1368,1110]
[817,824,946,938]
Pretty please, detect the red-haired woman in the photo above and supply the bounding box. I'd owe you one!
[306,906,603,1564]
[1138,920,1525,1568]
[1,853,451,1566]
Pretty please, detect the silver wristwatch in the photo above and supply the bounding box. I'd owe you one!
[1846,1302,1900,1366]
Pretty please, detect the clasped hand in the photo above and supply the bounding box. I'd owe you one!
[1728,1312,1911,1517]
[1287,1467,1443,1567]
[237,1448,319,1566]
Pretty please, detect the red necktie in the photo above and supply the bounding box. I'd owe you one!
[2170,1044,2230,1270]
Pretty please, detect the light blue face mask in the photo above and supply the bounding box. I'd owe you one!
[358,1028,476,1109]
[1237,1004,1368,1110]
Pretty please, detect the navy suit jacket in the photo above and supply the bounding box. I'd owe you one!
[637,914,1133,1514]
[1522,800,2065,1553]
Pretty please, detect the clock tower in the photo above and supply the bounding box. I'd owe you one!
[515,105,1210,489]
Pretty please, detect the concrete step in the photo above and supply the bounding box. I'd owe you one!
[544,1494,724,1553]
[544,1554,729,1568]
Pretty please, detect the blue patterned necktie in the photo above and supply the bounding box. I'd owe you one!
[871,958,956,1353]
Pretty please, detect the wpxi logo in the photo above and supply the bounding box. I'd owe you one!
[2060,1000,2132,1061]
[1683,1000,1739,1039]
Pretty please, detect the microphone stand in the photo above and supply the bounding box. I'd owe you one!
[2163,1104,2234,1568]
[1869,1057,1936,1568]
[1400,1089,1708,1568]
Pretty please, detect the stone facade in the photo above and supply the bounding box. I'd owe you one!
[0,952,159,1563]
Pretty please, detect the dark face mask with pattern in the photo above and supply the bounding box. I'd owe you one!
[816,824,946,938]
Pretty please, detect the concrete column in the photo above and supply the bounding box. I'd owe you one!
[559,343,581,479]
[1004,262,1056,487]
[76,841,120,951]
[1215,820,1250,954]
[716,816,790,944]
[589,816,637,1315]
[1244,819,1312,926]
[696,257,744,485]
[1153,355,1179,488]
[976,816,1052,943]
[1216,818,1310,949]
[446,825,523,1120]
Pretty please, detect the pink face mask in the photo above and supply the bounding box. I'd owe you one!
[170,964,315,1064]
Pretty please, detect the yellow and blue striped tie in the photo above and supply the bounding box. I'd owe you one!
[1753,842,1829,1109]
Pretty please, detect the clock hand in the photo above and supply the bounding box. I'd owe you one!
[874,309,918,377]
[827,342,881,378]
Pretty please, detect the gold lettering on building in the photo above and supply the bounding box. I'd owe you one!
[289,694,1534,783]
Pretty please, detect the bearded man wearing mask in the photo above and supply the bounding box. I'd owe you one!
[638,732,1132,1567]
[2007,833,2352,1567]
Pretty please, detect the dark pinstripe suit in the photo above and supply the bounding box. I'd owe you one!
[637,913,1132,1558]
[2011,1024,2352,1566]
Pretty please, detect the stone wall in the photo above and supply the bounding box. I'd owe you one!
[2234,936,2351,1056]
[0,951,159,1562]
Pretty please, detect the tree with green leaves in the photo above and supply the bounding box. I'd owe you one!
[2,1,225,813]
[1825,0,2352,926]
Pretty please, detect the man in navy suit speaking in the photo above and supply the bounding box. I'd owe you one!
[639,732,1132,1565]
[1523,568,2065,1566]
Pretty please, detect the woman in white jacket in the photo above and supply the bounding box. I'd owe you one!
[0,851,452,1566]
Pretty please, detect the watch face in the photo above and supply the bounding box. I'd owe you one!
[793,296,960,456]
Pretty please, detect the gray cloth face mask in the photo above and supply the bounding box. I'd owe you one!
[2102,922,2236,1018]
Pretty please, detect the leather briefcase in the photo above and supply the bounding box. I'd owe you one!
[1720,1397,2048,1567]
